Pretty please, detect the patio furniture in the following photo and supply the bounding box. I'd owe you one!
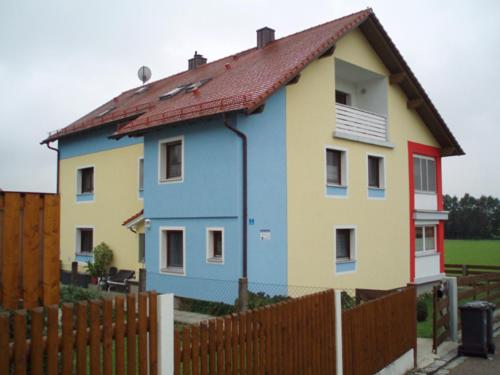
[105,269,135,293]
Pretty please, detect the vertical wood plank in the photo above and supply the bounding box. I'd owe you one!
[191,325,200,375]
[224,316,232,375]
[138,293,148,375]
[43,194,60,306]
[174,331,181,375]
[76,302,88,375]
[148,292,158,375]
[239,313,246,374]
[264,307,272,374]
[182,327,191,375]
[115,296,125,375]
[2,193,21,309]
[127,294,137,375]
[231,315,239,375]
[0,313,10,375]
[46,305,59,375]
[103,299,113,375]
[14,310,27,375]
[61,303,75,374]
[22,194,41,308]
[30,307,44,375]
[216,318,224,375]
[200,323,208,375]
[208,319,216,375]
[90,300,102,375]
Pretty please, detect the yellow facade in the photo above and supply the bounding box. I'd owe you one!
[286,29,439,289]
[59,144,144,274]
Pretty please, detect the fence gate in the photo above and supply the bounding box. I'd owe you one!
[432,284,450,353]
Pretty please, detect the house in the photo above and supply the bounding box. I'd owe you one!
[43,9,463,301]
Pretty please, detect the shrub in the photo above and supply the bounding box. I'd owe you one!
[60,285,102,305]
[85,242,113,278]
[247,291,289,309]
[417,296,429,322]
[341,291,356,310]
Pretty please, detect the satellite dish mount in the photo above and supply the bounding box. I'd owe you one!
[138,66,152,85]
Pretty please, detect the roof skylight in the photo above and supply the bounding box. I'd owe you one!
[95,107,115,118]
[159,86,186,100]
[159,78,212,100]
[134,86,149,95]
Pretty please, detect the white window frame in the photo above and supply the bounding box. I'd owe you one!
[325,145,348,187]
[159,226,186,276]
[366,152,386,198]
[334,225,357,264]
[76,165,95,201]
[158,136,184,184]
[413,155,437,194]
[138,157,144,199]
[206,227,224,264]
[415,224,437,255]
[75,225,95,255]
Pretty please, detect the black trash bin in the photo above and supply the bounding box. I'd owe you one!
[458,301,496,358]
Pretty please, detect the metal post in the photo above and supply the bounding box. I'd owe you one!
[238,277,249,312]
[139,268,147,292]
[444,277,458,341]
[335,290,343,375]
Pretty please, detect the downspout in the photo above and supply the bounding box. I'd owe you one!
[223,113,249,310]
[45,142,60,194]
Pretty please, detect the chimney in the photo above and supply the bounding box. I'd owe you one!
[188,51,207,70]
[257,27,275,48]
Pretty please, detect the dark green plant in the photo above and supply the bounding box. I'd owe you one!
[417,296,429,322]
[60,285,101,304]
[247,291,289,309]
[341,291,356,310]
[85,242,113,278]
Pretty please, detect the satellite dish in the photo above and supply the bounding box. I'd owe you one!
[138,66,152,85]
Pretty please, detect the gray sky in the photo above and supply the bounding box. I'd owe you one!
[1,0,499,196]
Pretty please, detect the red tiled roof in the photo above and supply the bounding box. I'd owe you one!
[122,209,144,226]
[42,9,372,143]
[42,8,463,155]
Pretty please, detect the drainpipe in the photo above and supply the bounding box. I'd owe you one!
[223,113,249,311]
[45,142,60,194]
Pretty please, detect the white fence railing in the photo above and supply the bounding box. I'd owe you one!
[336,103,387,142]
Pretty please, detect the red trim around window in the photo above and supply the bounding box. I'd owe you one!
[408,141,444,281]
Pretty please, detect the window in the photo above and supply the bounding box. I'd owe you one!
[159,137,183,182]
[415,225,436,253]
[207,228,224,263]
[138,233,145,263]
[76,228,93,254]
[414,156,436,193]
[138,158,144,191]
[367,155,385,189]
[326,149,345,186]
[160,228,184,274]
[77,167,94,194]
[335,227,355,261]
[335,90,349,105]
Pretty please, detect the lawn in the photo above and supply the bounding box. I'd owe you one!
[445,239,500,265]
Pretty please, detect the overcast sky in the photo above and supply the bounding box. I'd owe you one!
[1,0,499,197]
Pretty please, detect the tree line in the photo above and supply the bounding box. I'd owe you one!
[444,194,500,239]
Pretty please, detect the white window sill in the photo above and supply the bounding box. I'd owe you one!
[207,257,224,264]
[336,258,356,264]
[415,190,437,195]
[76,252,93,257]
[327,183,347,188]
[368,186,384,190]
[415,250,438,258]
[334,131,395,149]
[160,267,185,275]
[159,177,183,184]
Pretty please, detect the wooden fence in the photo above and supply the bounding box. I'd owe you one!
[0,191,60,309]
[342,286,417,375]
[457,273,500,326]
[174,289,336,375]
[445,263,500,276]
[432,285,450,352]
[0,291,158,375]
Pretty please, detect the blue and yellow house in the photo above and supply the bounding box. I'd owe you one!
[43,9,463,300]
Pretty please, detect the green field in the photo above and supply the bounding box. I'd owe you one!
[445,239,500,265]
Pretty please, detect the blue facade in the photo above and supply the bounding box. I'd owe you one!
[144,89,288,302]
[59,124,142,160]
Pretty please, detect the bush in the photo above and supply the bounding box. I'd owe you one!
[341,291,356,310]
[247,291,289,309]
[85,242,113,278]
[60,285,102,304]
[417,296,429,322]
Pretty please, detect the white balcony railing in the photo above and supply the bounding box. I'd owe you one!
[335,103,387,142]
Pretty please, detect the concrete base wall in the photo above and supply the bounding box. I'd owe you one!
[375,349,414,375]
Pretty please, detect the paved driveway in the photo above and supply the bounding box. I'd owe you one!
[448,336,499,374]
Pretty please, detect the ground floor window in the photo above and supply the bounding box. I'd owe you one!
[335,227,356,261]
[138,233,145,263]
[76,227,93,254]
[415,225,436,253]
[207,228,224,263]
[161,228,185,274]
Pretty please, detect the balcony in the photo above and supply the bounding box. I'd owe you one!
[336,103,387,142]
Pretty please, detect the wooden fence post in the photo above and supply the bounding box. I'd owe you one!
[462,264,468,276]
[71,261,78,286]
[139,268,147,292]
[158,293,174,375]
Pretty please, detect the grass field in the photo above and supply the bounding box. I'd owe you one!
[445,239,500,265]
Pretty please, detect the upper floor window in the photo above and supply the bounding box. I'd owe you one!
[326,149,346,186]
[159,137,183,182]
[77,167,94,194]
[368,155,385,189]
[335,227,356,262]
[138,158,144,191]
[415,225,436,253]
[414,155,436,193]
[335,90,350,105]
